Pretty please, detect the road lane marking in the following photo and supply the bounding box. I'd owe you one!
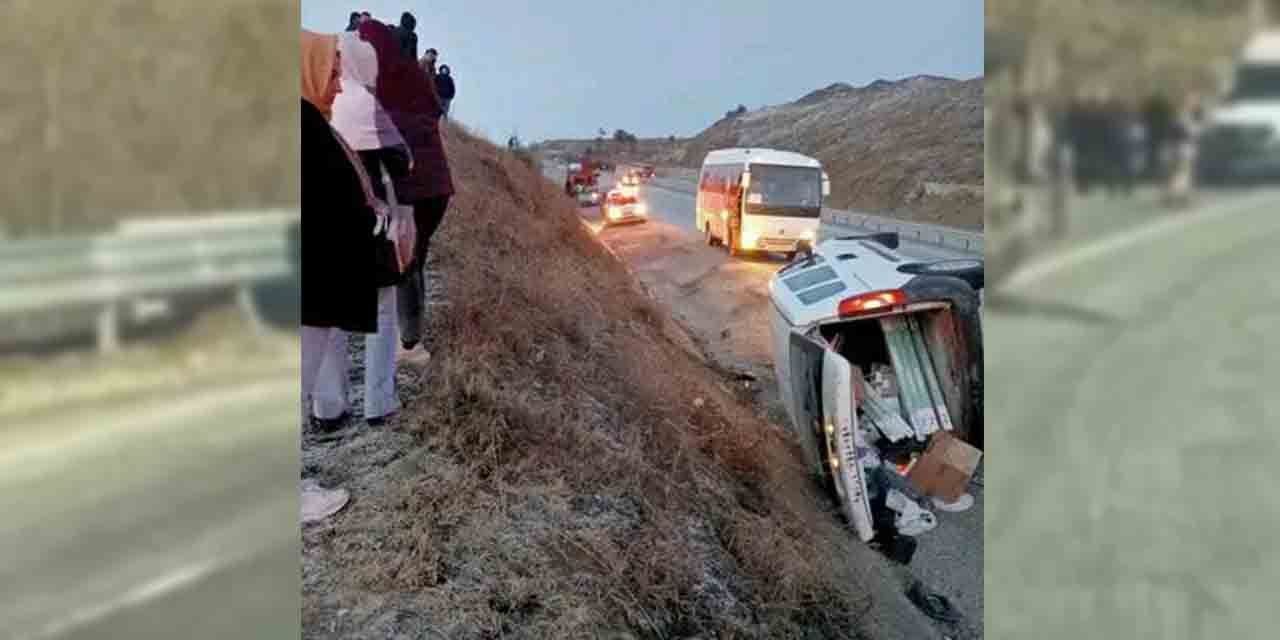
[0,378,296,482]
[1003,190,1280,289]
[17,559,221,640]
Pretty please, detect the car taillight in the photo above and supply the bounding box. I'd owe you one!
[837,289,906,317]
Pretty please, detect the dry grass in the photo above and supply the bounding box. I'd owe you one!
[302,122,931,639]
[0,0,297,238]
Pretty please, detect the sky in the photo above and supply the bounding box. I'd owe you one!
[302,1,984,143]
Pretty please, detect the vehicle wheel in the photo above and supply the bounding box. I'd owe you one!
[784,251,797,262]
[898,258,984,292]
[704,222,715,246]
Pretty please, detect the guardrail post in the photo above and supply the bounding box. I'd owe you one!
[237,284,266,335]
[97,303,120,354]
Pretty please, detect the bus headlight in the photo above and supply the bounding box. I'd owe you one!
[608,207,622,219]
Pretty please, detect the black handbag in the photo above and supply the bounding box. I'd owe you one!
[370,162,417,288]
[372,229,402,288]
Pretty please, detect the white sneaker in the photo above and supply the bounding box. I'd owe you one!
[931,493,975,513]
[301,479,350,523]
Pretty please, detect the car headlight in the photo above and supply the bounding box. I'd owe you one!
[635,203,647,214]
[608,207,621,219]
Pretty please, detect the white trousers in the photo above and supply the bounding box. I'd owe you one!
[363,286,401,419]
[301,325,340,424]
[311,286,400,420]
[311,328,351,420]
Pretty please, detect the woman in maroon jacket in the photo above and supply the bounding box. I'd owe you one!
[357,19,453,351]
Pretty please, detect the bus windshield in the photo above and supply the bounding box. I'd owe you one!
[746,164,822,212]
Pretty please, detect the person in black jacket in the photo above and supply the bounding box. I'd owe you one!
[301,30,381,427]
[436,64,455,119]
[392,12,418,61]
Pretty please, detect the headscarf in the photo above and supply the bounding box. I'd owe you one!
[301,30,339,119]
[331,32,407,152]
[302,29,380,210]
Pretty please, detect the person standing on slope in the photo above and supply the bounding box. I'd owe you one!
[392,11,419,61]
[358,19,454,354]
[435,64,455,119]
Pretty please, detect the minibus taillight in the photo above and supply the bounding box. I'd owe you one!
[837,289,906,317]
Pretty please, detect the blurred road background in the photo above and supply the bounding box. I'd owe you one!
[0,1,299,638]
[0,311,299,640]
[986,1,1280,637]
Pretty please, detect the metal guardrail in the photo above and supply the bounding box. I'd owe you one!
[648,176,984,254]
[1,210,299,352]
[821,210,984,254]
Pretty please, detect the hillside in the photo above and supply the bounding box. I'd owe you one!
[533,76,983,229]
[680,76,984,229]
[301,123,950,639]
[0,0,297,238]
[535,136,690,168]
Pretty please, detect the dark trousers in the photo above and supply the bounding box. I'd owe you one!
[397,195,450,345]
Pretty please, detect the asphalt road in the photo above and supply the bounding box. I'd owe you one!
[576,174,986,638]
[985,188,1280,638]
[0,367,299,640]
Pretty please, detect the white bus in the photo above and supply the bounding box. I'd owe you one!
[696,148,830,259]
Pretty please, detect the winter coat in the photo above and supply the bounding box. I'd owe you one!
[359,20,454,202]
[391,26,418,62]
[435,74,456,101]
[301,98,379,333]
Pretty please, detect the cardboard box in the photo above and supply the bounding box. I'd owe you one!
[907,432,982,502]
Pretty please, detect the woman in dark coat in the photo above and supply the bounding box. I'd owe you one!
[358,19,454,351]
[301,29,381,424]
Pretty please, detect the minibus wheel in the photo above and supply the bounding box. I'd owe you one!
[898,258,984,292]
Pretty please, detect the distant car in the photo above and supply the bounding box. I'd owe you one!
[600,187,648,226]
[576,185,601,206]
[1197,30,1280,184]
[638,166,655,181]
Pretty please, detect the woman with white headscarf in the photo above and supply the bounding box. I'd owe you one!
[313,30,415,426]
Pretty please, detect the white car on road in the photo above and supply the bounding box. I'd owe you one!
[600,187,648,226]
